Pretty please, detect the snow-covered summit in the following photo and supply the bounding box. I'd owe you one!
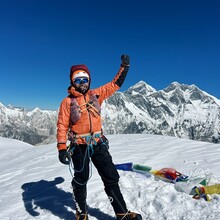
[102,81,220,143]
[125,80,156,96]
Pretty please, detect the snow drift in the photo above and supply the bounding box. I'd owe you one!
[0,134,220,220]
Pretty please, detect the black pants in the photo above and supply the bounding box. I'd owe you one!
[71,141,128,214]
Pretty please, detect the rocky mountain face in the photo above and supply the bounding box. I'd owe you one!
[0,105,57,145]
[1,81,220,145]
[102,81,220,143]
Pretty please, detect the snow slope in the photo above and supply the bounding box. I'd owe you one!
[0,134,220,220]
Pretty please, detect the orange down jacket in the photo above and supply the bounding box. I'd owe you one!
[57,66,127,149]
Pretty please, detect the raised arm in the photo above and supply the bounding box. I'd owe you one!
[93,55,130,103]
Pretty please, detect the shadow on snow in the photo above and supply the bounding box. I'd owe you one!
[21,177,115,220]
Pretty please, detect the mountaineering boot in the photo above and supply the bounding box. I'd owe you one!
[116,211,142,220]
[72,180,89,218]
[76,212,89,220]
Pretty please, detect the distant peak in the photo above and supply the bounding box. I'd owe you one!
[7,104,15,109]
[125,80,156,96]
[33,107,40,111]
[170,81,181,86]
[161,81,220,104]
[136,80,148,85]
[165,81,194,93]
[170,82,200,90]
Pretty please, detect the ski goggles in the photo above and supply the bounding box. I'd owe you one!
[73,77,89,84]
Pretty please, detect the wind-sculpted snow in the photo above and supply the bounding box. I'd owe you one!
[0,134,220,220]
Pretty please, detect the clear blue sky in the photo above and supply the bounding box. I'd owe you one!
[0,0,219,110]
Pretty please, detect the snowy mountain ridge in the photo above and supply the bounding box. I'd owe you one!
[0,102,57,145]
[0,81,220,145]
[102,81,220,143]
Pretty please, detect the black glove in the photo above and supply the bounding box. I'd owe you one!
[121,54,130,67]
[58,149,71,165]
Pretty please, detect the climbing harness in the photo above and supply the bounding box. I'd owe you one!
[67,132,106,186]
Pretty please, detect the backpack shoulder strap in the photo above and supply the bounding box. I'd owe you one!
[68,95,81,124]
[68,94,75,105]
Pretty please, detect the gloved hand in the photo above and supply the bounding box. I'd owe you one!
[121,54,130,67]
[58,149,71,165]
